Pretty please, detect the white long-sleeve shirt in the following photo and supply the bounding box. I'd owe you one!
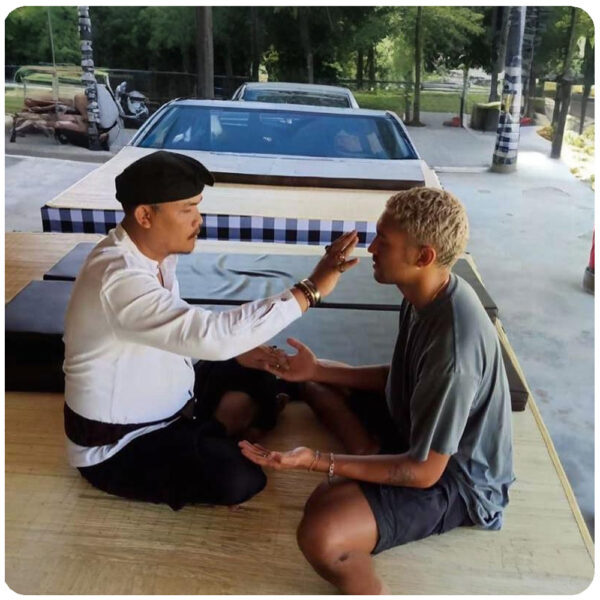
[64,224,302,466]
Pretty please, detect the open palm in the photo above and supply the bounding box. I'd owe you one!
[238,440,313,471]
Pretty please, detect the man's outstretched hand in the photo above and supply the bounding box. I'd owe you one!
[235,344,289,372]
[263,337,317,381]
[238,440,313,471]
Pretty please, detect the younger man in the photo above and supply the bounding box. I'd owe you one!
[241,187,515,594]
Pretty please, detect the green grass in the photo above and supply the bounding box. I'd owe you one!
[354,90,489,115]
[5,87,26,113]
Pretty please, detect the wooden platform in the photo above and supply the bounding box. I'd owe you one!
[4,233,594,594]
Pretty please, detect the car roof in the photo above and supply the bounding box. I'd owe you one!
[241,82,353,95]
[169,99,393,119]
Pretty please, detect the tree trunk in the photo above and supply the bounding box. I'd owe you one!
[367,45,376,90]
[298,8,313,83]
[492,6,526,173]
[489,7,509,102]
[197,8,215,95]
[77,6,102,151]
[551,79,572,158]
[459,65,469,128]
[196,7,214,99]
[403,70,412,122]
[250,7,259,81]
[356,49,364,90]
[526,65,537,118]
[411,6,424,126]
[551,85,561,126]
[551,6,578,157]
[579,36,594,134]
[520,7,538,116]
[224,40,234,99]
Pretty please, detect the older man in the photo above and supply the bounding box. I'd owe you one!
[241,187,515,594]
[63,150,358,510]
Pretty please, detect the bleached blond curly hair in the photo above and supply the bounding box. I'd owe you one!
[385,187,469,268]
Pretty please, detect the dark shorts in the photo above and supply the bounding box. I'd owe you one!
[344,391,473,554]
[359,471,473,554]
[78,359,284,510]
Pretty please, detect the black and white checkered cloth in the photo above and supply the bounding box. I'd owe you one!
[41,206,376,246]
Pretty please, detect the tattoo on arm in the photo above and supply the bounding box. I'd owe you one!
[386,463,417,486]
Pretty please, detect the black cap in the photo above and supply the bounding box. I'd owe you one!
[115,150,215,208]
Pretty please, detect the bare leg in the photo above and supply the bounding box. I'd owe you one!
[243,392,290,442]
[213,391,257,437]
[297,479,385,594]
[301,381,379,455]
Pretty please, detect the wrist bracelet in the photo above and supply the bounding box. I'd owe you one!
[294,281,316,308]
[328,452,335,484]
[308,449,320,472]
[301,278,321,305]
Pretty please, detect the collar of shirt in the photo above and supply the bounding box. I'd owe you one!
[113,223,177,283]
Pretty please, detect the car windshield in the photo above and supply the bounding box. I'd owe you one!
[137,105,417,160]
[242,89,351,108]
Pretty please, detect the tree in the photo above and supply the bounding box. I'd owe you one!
[196,7,214,99]
[401,6,485,126]
[488,7,509,102]
[411,7,424,126]
[5,6,80,65]
[579,33,594,134]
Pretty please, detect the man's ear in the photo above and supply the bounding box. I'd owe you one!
[133,204,154,229]
[416,245,437,268]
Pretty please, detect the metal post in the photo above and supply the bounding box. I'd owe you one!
[78,6,102,150]
[491,6,526,173]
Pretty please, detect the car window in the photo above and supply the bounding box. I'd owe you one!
[137,105,417,160]
[243,89,350,108]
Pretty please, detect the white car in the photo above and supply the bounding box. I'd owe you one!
[231,82,360,109]
[43,99,439,242]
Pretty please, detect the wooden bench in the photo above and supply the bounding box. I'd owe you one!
[4,233,594,594]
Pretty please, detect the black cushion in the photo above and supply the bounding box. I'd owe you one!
[4,277,527,410]
[43,244,498,320]
[5,280,73,392]
[43,242,95,281]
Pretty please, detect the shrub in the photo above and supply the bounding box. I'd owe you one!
[537,125,553,141]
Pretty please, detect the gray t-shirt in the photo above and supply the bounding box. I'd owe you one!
[385,274,515,529]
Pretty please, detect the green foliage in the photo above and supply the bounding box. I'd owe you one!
[582,124,595,142]
[537,125,554,141]
[5,6,80,65]
[354,90,488,114]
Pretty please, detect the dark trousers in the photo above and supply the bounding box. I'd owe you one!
[78,359,284,510]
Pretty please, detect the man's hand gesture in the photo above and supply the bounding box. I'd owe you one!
[238,440,313,471]
[264,337,317,382]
